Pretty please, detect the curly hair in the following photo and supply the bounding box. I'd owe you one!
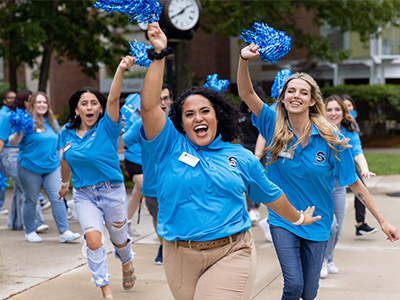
[266,73,350,163]
[325,95,358,133]
[66,87,107,130]
[169,86,242,143]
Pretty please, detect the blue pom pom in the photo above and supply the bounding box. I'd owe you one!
[94,0,162,23]
[271,69,293,99]
[9,108,35,134]
[0,172,10,191]
[203,74,230,92]
[127,39,152,67]
[240,22,291,63]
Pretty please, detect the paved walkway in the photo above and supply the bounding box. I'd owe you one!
[1,174,400,300]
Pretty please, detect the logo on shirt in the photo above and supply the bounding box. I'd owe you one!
[315,151,325,163]
[228,156,237,168]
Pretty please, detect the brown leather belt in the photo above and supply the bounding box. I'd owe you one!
[175,232,241,250]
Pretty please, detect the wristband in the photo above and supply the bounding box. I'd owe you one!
[60,180,69,188]
[147,47,174,60]
[292,212,304,225]
[240,52,248,61]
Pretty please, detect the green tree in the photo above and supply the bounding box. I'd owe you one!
[200,0,400,63]
[0,0,130,92]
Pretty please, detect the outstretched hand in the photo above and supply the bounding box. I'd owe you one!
[240,43,260,60]
[380,221,399,243]
[301,206,321,225]
[147,22,167,52]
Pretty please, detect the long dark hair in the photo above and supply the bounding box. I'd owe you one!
[169,86,242,143]
[66,87,107,129]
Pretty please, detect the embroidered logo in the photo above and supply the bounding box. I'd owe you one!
[316,151,325,163]
[228,156,237,168]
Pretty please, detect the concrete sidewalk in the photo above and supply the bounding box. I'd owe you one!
[1,175,400,300]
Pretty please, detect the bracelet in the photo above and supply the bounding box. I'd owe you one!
[60,180,69,188]
[292,212,304,225]
[240,52,248,61]
[147,47,174,60]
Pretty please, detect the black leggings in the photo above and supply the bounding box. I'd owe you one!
[354,166,366,223]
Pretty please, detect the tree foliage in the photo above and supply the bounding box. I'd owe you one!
[200,0,400,62]
[0,0,130,92]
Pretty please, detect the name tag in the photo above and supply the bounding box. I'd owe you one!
[278,150,294,159]
[178,152,199,167]
[63,142,71,152]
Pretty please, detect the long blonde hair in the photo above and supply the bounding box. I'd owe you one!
[29,92,58,133]
[266,73,350,164]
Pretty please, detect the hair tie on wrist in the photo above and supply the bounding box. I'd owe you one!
[147,47,174,60]
[240,52,248,61]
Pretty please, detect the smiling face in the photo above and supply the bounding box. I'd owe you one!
[75,92,103,130]
[281,78,315,116]
[181,95,218,147]
[343,99,354,112]
[33,94,49,117]
[326,100,343,127]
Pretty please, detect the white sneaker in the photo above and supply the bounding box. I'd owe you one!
[40,201,51,211]
[320,259,328,279]
[0,208,9,215]
[327,261,339,274]
[36,224,50,233]
[25,232,43,243]
[59,230,80,243]
[248,209,260,224]
[258,218,273,242]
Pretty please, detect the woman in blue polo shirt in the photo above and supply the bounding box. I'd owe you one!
[0,90,45,231]
[58,56,136,300]
[321,95,377,278]
[8,92,80,244]
[238,43,399,300]
[140,22,320,300]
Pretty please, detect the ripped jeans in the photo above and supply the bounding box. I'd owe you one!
[73,182,134,287]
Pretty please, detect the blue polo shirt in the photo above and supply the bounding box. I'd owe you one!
[122,115,142,165]
[61,111,123,188]
[340,126,363,157]
[121,93,141,131]
[18,116,61,174]
[123,118,156,197]
[141,117,283,242]
[255,103,358,241]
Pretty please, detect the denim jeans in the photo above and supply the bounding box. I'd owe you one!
[325,177,346,262]
[18,163,68,234]
[270,225,327,300]
[3,148,43,230]
[73,182,133,287]
[0,152,6,208]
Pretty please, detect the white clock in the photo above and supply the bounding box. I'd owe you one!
[165,0,201,32]
[137,22,148,31]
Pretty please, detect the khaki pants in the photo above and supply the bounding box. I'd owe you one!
[163,230,257,300]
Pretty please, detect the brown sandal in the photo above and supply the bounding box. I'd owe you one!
[122,263,136,290]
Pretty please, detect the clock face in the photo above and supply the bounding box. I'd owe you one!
[166,0,200,31]
[137,22,148,31]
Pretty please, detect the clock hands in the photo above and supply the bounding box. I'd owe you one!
[170,4,193,19]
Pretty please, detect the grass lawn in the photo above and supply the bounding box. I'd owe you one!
[364,153,400,176]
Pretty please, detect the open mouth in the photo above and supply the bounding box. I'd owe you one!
[86,113,94,121]
[290,101,301,107]
[194,125,208,137]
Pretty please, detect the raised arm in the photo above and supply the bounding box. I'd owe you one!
[107,56,135,123]
[349,178,398,242]
[237,43,264,117]
[141,22,168,141]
